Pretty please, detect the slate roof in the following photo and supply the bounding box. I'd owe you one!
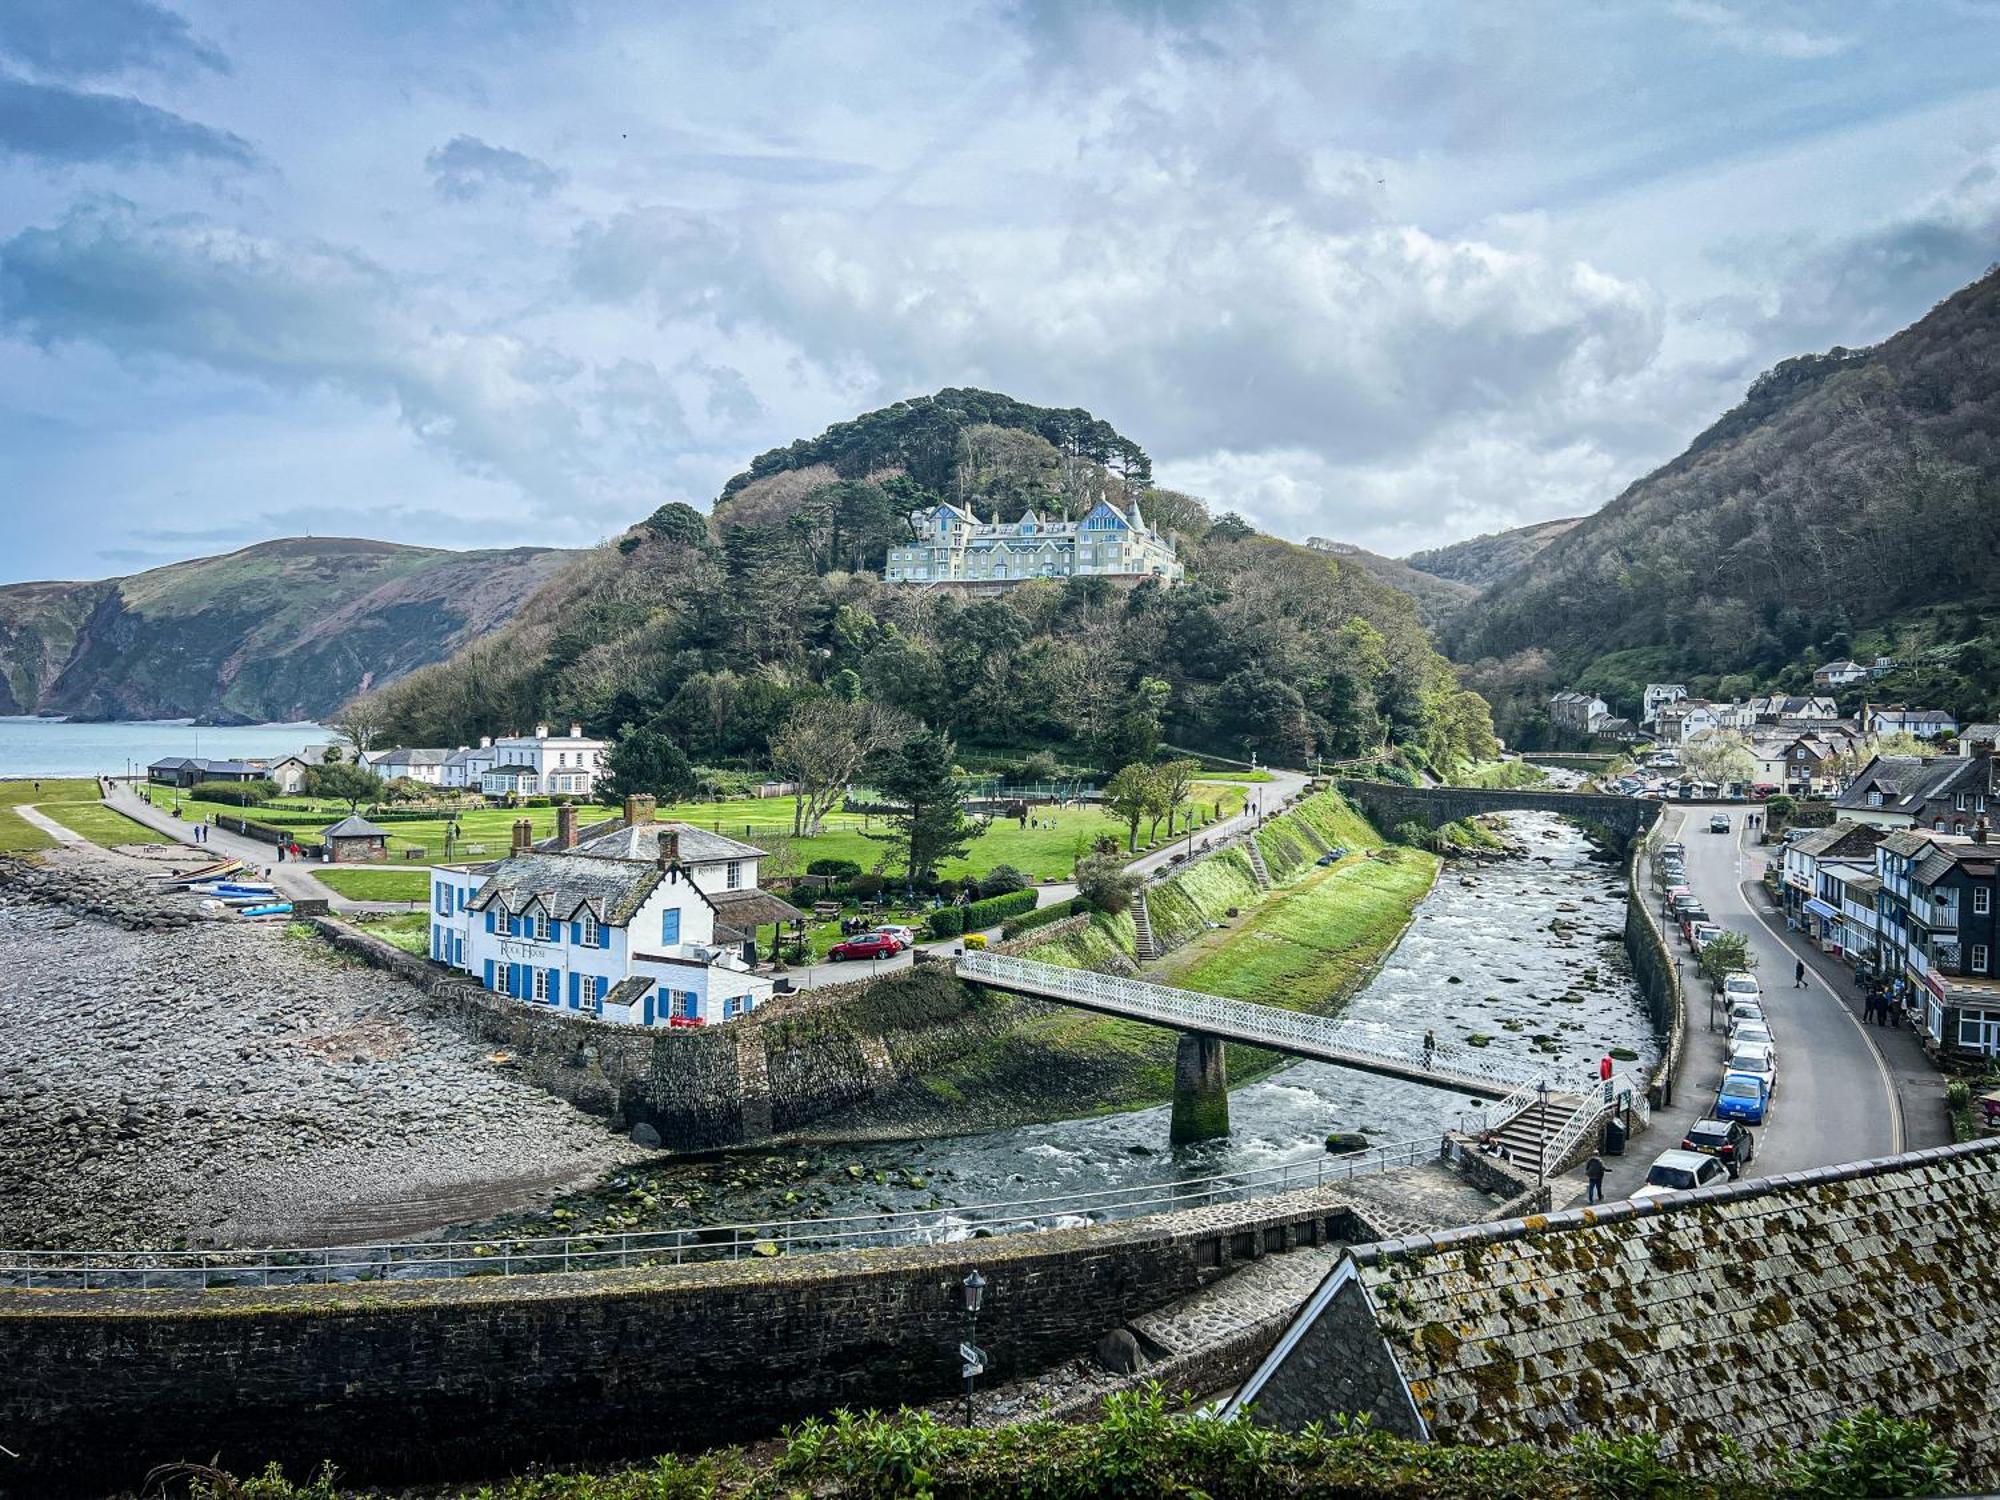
[372,747,455,766]
[467,853,662,925]
[1835,754,1953,813]
[1789,822,1881,859]
[708,887,808,927]
[484,763,537,776]
[1961,724,2000,746]
[323,815,389,839]
[572,819,765,864]
[1231,1139,2000,1483]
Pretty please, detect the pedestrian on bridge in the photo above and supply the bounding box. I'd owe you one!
[1422,1029,1436,1070]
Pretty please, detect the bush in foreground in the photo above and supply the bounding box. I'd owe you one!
[185,1389,1957,1500]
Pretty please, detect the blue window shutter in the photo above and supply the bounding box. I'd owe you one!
[483,959,495,990]
[644,993,655,1026]
[484,910,494,934]
[548,967,560,1005]
[568,972,579,1006]
[596,976,607,1002]
[570,920,582,945]
[662,909,680,945]
[600,921,611,949]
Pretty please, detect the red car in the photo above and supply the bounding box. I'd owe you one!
[828,932,901,961]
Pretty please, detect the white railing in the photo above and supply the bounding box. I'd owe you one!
[0,1141,1436,1293]
[1456,1080,1539,1137]
[957,951,1543,1096]
[1542,1072,1649,1172]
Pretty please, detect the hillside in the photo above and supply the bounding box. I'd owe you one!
[0,539,575,723]
[365,391,1497,773]
[1303,539,1479,631]
[1450,267,2000,722]
[1404,516,1584,591]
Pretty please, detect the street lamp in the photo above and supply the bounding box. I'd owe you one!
[1535,1079,1550,1191]
[960,1269,987,1428]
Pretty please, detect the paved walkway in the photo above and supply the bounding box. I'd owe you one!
[11,803,89,847]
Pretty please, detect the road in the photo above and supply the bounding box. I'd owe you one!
[99,782,381,911]
[1581,805,1920,1202]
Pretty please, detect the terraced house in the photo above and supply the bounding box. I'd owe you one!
[427,798,804,1029]
[886,497,1183,585]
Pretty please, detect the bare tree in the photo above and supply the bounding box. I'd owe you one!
[327,694,390,755]
[770,699,910,837]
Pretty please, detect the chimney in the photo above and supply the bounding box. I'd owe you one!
[657,829,681,869]
[1974,818,1988,845]
[511,818,533,856]
[557,804,579,849]
[479,735,492,749]
[623,793,657,827]
[569,721,583,738]
[534,723,549,739]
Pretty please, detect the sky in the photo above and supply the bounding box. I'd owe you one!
[1,1,1997,583]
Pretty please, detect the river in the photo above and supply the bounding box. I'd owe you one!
[505,811,1659,1239]
[0,718,326,778]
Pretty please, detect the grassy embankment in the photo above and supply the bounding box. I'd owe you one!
[859,789,1439,1128]
[0,778,171,853]
[166,782,1251,903]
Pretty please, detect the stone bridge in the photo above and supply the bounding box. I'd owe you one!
[1336,778,1660,846]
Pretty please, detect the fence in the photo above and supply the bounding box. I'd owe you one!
[0,1142,1433,1292]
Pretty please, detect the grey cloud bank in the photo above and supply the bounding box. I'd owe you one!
[0,0,1996,581]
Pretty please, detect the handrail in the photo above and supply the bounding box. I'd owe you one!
[957,951,1544,1095]
[0,1138,1436,1291]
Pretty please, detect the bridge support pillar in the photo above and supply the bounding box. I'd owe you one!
[1170,1032,1229,1144]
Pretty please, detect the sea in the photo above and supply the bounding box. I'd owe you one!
[0,717,327,779]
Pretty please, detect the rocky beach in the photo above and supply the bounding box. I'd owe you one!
[0,848,638,1249]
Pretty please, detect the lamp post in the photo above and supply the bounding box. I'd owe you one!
[1535,1079,1550,1190]
[960,1269,987,1428]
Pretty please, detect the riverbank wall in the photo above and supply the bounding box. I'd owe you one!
[0,1183,1389,1497]
[1624,838,1688,1103]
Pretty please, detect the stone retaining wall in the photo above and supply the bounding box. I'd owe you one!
[0,1186,1383,1497]
[309,918,1012,1149]
[1624,842,1687,1103]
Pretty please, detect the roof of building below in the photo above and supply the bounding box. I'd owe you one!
[707,887,808,927]
[483,763,537,776]
[1231,1138,2000,1482]
[323,814,389,839]
[469,852,663,926]
[572,819,766,864]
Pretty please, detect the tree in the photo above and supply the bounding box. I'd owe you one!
[1698,931,1755,991]
[643,501,710,547]
[770,698,906,837]
[871,729,979,883]
[308,761,383,813]
[602,725,697,804]
[328,695,389,755]
[1105,762,1154,852]
[1680,730,1757,789]
[1153,757,1202,836]
[1074,851,1139,915]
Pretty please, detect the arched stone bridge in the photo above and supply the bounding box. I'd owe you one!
[1336,778,1661,847]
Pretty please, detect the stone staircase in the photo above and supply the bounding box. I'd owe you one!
[1486,1093,1591,1177]
[1245,836,1273,890]
[1131,888,1162,961]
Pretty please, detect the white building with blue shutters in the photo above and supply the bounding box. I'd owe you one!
[427,811,801,1029]
[885,497,1183,585]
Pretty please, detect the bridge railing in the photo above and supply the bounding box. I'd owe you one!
[0,1141,1434,1293]
[957,951,1545,1094]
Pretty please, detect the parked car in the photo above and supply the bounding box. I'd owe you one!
[1715,1070,1771,1124]
[1727,1044,1777,1095]
[1690,922,1724,953]
[1722,972,1762,1002]
[1634,1148,1730,1200]
[828,932,902,962]
[1709,813,1732,833]
[871,925,919,948]
[1725,999,1767,1032]
[1681,1117,1757,1178]
[1730,1020,1776,1053]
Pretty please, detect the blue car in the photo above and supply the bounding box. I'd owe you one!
[1715,1070,1770,1125]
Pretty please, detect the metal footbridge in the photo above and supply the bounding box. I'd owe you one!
[955,951,1543,1100]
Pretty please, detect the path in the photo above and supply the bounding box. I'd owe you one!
[1574,807,1924,1204]
[12,803,88,847]
[782,767,1310,990]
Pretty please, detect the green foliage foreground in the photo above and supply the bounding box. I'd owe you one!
[187,1389,1955,1500]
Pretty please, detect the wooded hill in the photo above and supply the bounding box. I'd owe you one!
[0,538,572,723]
[365,391,1496,774]
[1449,268,2000,724]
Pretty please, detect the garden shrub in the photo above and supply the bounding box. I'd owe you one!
[961,888,1037,931]
[808,858,863,880]
[1000,896,1085,939]
[977,864,1031,898]
[926,908,964,939]
[188,779,278,806]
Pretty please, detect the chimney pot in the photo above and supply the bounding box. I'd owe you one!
[623,793,657,828]
[557,804,579,849]
[511,818,533,855]
[534,723,549,739]
[570,721,583,738]
[479,736,492,749]
[658,829,681,868]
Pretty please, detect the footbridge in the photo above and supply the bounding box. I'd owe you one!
[957,951,1555,1144]
[1336,778,1661,846]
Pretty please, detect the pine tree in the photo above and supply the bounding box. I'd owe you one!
[872,729,977,883]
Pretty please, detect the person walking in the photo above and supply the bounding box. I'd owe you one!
[1794,957,1808,989]
[1422,1029,1436,1071]
[1585,1153,1606,1205]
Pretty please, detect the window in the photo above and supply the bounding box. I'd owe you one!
[533,912,552,942]
[670,990,697,1020]
[1976,945,1992,974]
[1958,1008,2000,1055]
[1976,888,1992,916]
[532,968,552,1003]
[723,995,743,1019]
[1958,793,1970,811]
[726,860,743,890]
[661,908,680,945]
[1868,791,1883,808]
[580,914,599,947]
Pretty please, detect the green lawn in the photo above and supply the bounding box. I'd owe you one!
[167,781,1251,883]
[350,911,430,954]
[0,778,171,852]
[314,867,433,902]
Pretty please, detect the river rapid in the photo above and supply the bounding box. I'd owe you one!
[493,811,1659,1238]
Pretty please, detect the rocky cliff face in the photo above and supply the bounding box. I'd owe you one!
[0,537,576,722]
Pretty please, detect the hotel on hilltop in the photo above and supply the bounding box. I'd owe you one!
[886,497,1184,585]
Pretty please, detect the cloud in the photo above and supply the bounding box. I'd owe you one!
[0,199,595,506]
[0,0,228,80]
[0,76,256,168]
[1666,1,1849,60]
[425,134,563,201]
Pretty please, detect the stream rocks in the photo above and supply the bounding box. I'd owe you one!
[0,850,636,1250]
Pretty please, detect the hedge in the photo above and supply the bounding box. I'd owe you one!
[926,908,965,938]
[188,779,277,806]
[962,887,1038,931]
[1000,895,1086,939]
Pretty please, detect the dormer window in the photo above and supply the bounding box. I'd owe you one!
[580,914,599,947]
[533,912,552,942]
